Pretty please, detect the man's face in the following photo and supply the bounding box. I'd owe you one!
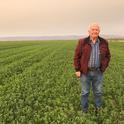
[88,25,100,39]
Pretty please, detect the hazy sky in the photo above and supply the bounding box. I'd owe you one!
[0,0,124,36]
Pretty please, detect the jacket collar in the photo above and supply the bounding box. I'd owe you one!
[84,35,103,44]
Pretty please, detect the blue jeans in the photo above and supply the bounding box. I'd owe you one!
[80,69,103,110]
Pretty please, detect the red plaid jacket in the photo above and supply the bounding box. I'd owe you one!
[73,36,111,75]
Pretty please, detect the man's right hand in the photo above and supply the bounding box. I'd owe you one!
[75,71,81,77]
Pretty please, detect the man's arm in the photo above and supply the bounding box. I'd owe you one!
[106,41,111,64]
[73,39,83,72]
[101,40,111,72]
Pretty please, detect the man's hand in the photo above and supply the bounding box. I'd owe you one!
[75,71,81,77]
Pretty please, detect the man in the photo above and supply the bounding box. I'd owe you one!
[73,23,111,113]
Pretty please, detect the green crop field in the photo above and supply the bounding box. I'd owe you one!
[0,40,124,124]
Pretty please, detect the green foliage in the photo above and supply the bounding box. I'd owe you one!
[0,40,123,124]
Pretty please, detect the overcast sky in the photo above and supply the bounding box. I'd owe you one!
[0,0,124,36]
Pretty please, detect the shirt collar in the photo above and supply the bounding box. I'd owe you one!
[89,37,99,44]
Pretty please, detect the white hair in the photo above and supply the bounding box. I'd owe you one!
[88,22,100,31]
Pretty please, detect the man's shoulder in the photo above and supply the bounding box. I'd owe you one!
[98,36,108,44]
[78,36,90,44]
[78,36,107,42]
[78,36,108,44]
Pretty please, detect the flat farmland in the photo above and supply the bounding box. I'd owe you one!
[0,40,123,124]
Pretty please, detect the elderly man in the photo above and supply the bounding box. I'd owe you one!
[73,23,111,113]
